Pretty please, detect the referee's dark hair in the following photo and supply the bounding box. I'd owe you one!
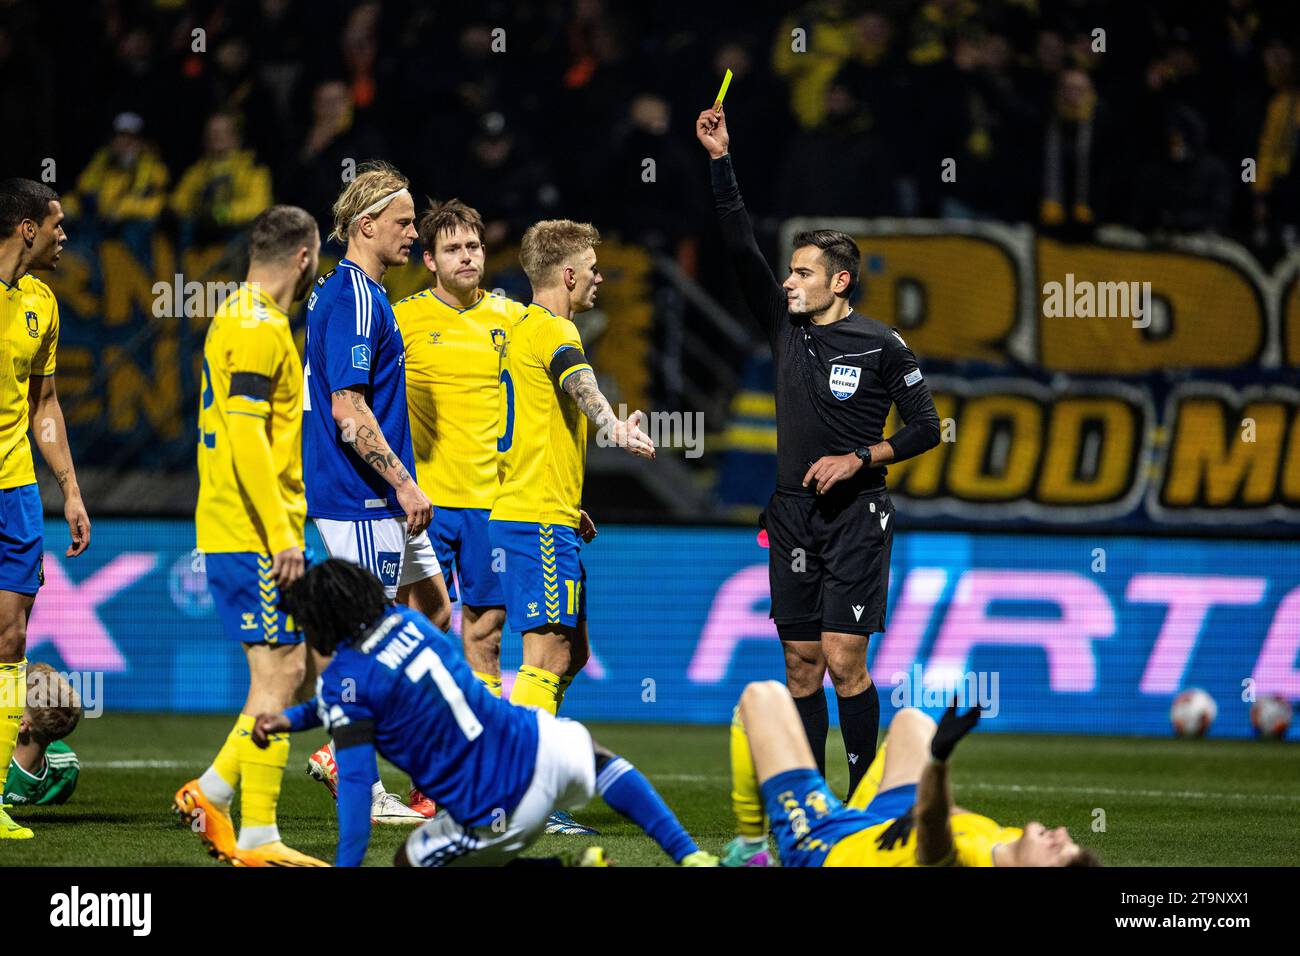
[280,558,391,656]
[793,229,861,298]
[0,178,59,236]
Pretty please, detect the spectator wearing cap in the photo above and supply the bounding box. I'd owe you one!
[64,112,171,226]
[170,112,274,242]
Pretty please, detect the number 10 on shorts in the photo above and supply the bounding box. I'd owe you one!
[565,580,582,615]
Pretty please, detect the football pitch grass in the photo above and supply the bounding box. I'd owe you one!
[7,713,1298,867]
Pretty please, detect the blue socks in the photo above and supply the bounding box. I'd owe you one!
[596,755,698,863]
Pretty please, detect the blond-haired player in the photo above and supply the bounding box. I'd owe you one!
[300,160,444,823]
[3,663,82,808]
[489,220,654,834]
[0,178,90,841]
[174,204,327,866]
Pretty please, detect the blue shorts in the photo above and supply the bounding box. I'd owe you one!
[431,507,504,607]
[205,552,303,645]
[0,484,44,595]
[761,768,918,868]
[488,520,586,634]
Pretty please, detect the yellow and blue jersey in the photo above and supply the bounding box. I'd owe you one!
[0,274,59,489]
[491,303,592,528]
[196,284,305,554]
[395,287,524,509]
[823,809,1024,867]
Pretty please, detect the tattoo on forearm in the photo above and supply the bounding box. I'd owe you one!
[54,467,70,490]
[334,388,408,484]
[563,369,614,429]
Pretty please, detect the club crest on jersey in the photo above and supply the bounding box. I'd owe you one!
[491,328,506,353]
[829,363,860,401]
[352,343,371,371]
[25,311,38,338]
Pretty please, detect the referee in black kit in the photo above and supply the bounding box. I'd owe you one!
[696,106,941,796]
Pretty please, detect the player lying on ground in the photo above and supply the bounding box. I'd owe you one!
[722,681,1099,867]
[254,559,717,867]
[3,663,81,808]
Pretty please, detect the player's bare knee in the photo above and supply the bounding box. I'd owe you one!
[889,707,937,741]
[741,680,788,715]
[0,616,27,660]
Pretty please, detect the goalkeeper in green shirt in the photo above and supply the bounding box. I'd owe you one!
[3,662,81,807]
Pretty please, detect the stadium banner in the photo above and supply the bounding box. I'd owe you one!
[27,519,1298,739]
[715,219,1300,531]
[42,232,652,471]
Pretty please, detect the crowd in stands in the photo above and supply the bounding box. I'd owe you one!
[3,0,1300,266]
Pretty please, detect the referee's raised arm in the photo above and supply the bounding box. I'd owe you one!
[696,108,786,341]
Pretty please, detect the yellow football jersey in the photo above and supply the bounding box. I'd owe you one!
[491,303,592,527]
[394,288,526,509]
[0,274,59,489]
[196,284,305,554]
[824,810,1024,867]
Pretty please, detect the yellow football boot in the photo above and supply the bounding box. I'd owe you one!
[234,841,329,867]
[173,779,238,864]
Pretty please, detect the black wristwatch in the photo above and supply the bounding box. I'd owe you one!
[854,446,872,464]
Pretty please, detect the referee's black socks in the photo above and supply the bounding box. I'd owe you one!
[792,691,829,778]
[837,684,880,797]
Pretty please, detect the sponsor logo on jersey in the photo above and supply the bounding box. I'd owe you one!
[829,364,860,401]
[352,343,372,371]
[904,368,923,387]
[527,601,539,617]
[240,611,257,630]
[852,604,865,621]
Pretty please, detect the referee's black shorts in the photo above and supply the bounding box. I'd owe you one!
[763,487,894,640]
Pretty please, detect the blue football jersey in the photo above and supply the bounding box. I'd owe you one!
[317,605,540,827]
[302,259,417,520]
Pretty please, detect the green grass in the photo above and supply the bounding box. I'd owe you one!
[6,713,1298,866]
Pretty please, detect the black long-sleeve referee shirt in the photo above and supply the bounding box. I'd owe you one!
[711,154,941,497]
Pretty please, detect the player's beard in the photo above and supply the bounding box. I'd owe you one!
[292,266,313,302]
[788,285,834,317]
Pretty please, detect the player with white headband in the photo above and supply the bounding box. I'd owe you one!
[300,160,451,824]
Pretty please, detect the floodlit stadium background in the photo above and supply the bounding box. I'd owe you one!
[12,0,1299,736]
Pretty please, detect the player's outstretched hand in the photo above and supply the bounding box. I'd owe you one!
[64,494,90,558]
[397,479,433,537]
[271,546,305,589]
[930,697,982,762]
[252,713,291,749]
[578,509,598,543]
[695,108,729,159]
[614,410,656,460]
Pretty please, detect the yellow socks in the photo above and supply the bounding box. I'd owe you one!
[473,671,503,698]
[237,713,288,849]
[0,659,27,780]
[730,706,765,838]
[556,673,574,711]
[510,665,562,715]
